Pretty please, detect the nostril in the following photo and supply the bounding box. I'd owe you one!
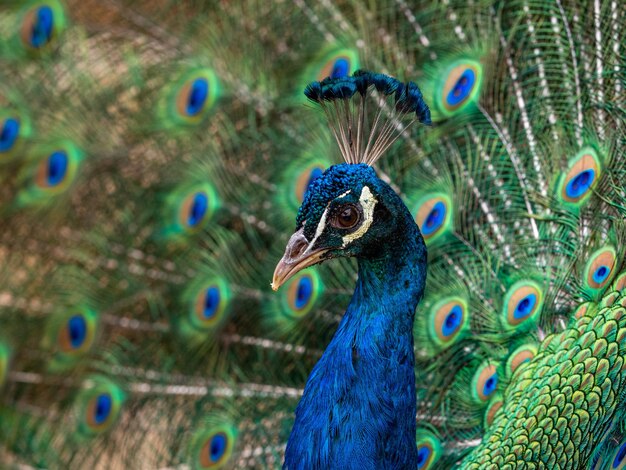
[286,232,311,261]
[290,239,308,257]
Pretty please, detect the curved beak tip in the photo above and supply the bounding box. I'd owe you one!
[270,229,329,292]
[271,256,296,291]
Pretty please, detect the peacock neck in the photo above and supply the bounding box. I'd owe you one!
[343,238,426,363]
[284,205,427,469]
[348,199,428,341]
[355,239,426,318]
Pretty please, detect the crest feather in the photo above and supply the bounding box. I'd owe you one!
[304,71,431,166]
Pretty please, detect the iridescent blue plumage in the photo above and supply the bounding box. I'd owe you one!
[280,164,427,468]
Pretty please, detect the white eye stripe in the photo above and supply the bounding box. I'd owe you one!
[342,186,376,248]
[310,205,330,248]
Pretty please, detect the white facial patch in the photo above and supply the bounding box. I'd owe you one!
[309,205,329,249]
[341,186,377,248]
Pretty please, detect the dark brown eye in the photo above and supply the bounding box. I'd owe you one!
[332,204,360,229]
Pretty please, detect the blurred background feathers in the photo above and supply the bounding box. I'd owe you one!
[0,0,625,468]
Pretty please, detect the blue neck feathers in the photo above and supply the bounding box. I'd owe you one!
[284,198,427,469]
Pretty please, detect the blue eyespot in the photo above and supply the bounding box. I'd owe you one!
[80,378,124,435]
[195,425,237,468]
[446,69,476,107]
[559,149,601,205]
[68,315,87,349]
[188,192,209,227]
[503,281,543,329]
[415,432,440,469]
[284,271,321,319]
[175,186,217,233]
[565,169,595,199]
[421,201,446,236]
[585,247,616,291]
[94,393,112,425]
[191,280,230,331]
[417,445,432,469]
[330,58,350,79]
[474,362,500,402]
[441,305,462,337]
[438,61,483,115]
[186,78,209,116]
[203,286,221,319]
[56,310,97,359]
[30,6,54,48]
[415,195,452,242]
[313,49,358,82]
[514,294,537,320]
[614,442,626,468]
[294,276,313,310]
[209,433,227,463]
[431,298,467,346]
[30,143,82,197]
[0,118,20,152]
[482,373,498,397]
[171,69,219,124]
[593,265,610,285]
[46,151,68,186]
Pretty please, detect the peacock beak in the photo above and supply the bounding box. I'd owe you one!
[272,228,329,291]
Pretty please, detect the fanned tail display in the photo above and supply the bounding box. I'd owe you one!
[0,1,625,469]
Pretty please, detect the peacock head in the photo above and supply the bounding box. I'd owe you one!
[272,71,431,290]
[272,163,412,290]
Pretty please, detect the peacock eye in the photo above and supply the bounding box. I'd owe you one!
[332,204,360,229]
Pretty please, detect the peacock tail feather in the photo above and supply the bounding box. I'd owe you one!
[0,0,625,468]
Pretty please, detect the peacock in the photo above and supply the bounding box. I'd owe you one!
[0,0,625,469]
